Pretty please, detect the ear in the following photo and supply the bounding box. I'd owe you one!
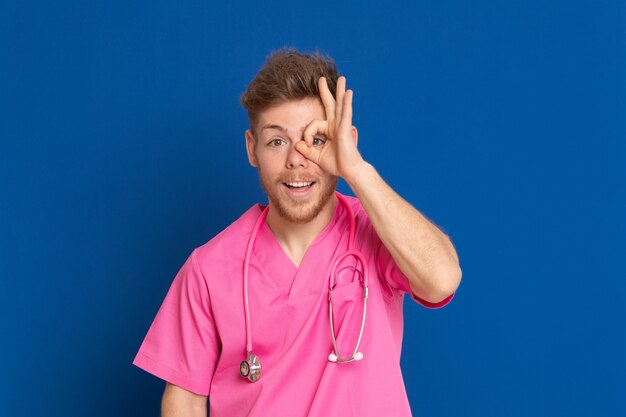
[245,129,258,167]
[352,126,359,146]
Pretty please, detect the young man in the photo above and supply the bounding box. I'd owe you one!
[134,49,461,416]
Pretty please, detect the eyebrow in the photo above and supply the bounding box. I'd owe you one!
[260,124,287,133]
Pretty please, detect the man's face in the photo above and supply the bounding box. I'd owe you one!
[246,98,338,224]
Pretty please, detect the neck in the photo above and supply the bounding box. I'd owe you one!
[265,195,338,267]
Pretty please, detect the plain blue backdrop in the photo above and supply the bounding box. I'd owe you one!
[1,0,624,416]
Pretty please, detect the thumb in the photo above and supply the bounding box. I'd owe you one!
[295,140,322,164]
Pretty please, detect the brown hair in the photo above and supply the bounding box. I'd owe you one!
[240,48,339,127]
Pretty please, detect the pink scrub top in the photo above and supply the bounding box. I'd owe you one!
[133,194,452,416]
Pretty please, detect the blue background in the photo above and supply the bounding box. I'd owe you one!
[1,0,624,416]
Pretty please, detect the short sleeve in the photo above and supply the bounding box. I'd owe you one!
[376,242,454,309]
[133,249,220,395]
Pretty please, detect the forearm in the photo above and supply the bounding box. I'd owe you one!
[345,161,461,302]
[161,383,207,417]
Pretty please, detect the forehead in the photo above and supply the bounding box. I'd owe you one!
[255,98,325,135]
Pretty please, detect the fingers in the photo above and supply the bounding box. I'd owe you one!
[335,76,346,123]
[301,119,328,164]
[294,140,321,165]
[319,76,348,123]
[302,118,327,147]
[338,89,353,132]
[314,75,354,148]
[318,77,335,121]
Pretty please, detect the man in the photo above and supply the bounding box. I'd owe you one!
[134,48,461,416]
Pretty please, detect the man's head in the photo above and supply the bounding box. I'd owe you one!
[241,49,340,224]
[241,48,339,132]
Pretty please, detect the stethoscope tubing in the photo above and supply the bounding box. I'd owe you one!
[243,205,269,353]
[241,192,368,377]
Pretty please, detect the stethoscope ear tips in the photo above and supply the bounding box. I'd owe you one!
[354,351,364,361]
[328,353,338,362]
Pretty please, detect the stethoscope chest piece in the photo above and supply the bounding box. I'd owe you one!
[240,351,261,382]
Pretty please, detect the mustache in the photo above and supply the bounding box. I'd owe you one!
[276,176,318,183]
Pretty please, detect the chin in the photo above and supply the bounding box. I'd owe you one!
[277,203,323,224]
[267,180,338,224]
[272,194,326,224]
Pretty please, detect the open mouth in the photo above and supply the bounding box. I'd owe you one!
[283,181,315,194]
[284,181,314,188]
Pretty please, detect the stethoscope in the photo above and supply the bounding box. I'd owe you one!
[239,192,369,382]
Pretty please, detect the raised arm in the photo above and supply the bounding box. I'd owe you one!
[345,161,461,303]
[295,77,461,303]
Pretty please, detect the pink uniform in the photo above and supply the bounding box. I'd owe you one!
[134,194,452,416]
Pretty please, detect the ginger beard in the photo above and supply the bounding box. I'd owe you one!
[256,165,338,224]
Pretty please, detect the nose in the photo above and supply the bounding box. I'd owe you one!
[286,143,308,169]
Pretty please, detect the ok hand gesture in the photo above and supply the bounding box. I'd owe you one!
[295,76,365,181]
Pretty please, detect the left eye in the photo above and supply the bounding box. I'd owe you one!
[312,137,326,146]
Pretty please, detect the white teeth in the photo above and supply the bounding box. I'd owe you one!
[285,182,313,188]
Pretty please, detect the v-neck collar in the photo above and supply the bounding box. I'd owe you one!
[252,200,346,298]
